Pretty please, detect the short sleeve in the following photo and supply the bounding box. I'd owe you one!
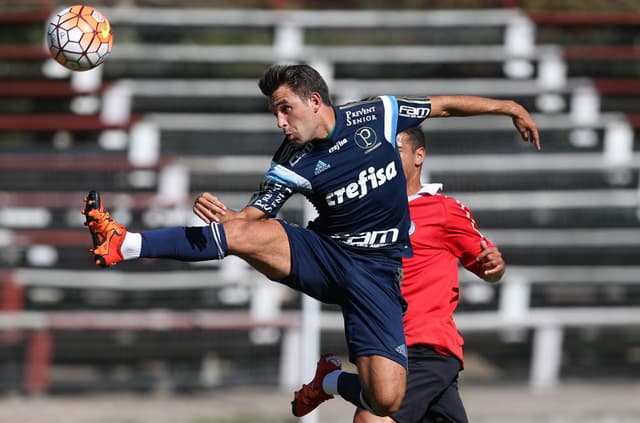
[248,177,295,217]
[395,96,433,133]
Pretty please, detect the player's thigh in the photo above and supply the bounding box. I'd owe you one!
[342,254,407,367]
[274,223,356,303]
[356,354,407,410]
[223,218,291,280]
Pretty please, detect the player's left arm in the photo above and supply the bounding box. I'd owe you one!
[443,196,505,283]
[428,95,540,151]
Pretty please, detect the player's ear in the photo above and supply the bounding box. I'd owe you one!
[415,146,426,166]
[309,92,322,112]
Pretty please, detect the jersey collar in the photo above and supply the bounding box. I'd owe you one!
[408,183,443,201]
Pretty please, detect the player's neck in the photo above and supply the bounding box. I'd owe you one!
[319,105,337,139]
[406,178,422,197]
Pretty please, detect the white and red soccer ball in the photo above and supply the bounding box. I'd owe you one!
[46,5,113,71]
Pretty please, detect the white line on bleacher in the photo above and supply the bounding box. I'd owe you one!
[145,112,628,131]
[99,8,525,28]
[124,77,593,97]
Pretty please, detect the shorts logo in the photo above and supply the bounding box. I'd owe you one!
[408,221,416,235]
[355,127,379,152]
[332,228,400,248]
[395,344,408,358]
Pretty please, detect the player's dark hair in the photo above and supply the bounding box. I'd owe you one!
[258,64,333,106]
[401,126,426,152]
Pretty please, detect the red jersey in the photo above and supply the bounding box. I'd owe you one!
[402,184,492,367]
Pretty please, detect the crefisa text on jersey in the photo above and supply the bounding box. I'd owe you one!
[325,161,397,206]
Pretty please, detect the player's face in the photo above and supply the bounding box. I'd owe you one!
[396,133,417,181]
[270,84,318,147]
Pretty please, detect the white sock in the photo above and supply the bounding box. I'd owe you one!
[120,232,141,260]
[322,370,341,395]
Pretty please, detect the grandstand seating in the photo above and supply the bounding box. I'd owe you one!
[0,4,638,394]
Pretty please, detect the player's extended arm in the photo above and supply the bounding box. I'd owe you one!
[428,95,541,151]
[476,240,506,283]
[193,192,268,224]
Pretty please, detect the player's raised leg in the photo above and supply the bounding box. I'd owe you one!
[82,190,126,267]
[82,191,292,281]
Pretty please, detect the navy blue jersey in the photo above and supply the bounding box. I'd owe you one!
[249,95,433,258]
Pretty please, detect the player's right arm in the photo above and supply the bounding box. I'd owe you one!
[193,192,268,224]
[429,95,540,150]
[194,147,297,224]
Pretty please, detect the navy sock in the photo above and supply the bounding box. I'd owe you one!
[337,372,365,409]
[140,223,228,261]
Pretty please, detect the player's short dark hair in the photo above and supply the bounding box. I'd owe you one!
[258,64,333,106]
[400,126,426,152]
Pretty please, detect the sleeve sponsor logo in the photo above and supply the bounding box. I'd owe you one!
[249,179,294,214]
[398,105,431,119]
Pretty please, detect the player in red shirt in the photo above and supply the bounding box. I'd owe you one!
[353,126,506,422]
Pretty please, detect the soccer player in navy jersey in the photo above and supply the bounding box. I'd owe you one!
[349,126,505,423]
[83,64,539,418]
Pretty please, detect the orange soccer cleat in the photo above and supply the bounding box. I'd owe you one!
[82,190,125,267]
[291,354,342,417]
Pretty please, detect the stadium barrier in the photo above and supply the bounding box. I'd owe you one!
[3,301,639,393]
[8,263,640,391]
[321,304,640,390]
[0,309,298,394]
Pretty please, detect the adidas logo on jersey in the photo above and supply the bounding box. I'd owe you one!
[314,160,331,175]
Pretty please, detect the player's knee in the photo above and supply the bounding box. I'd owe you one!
[367,390,403,417]
[224,219,283,254]
[223,219,260,253]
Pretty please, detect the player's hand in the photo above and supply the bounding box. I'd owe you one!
[476,240,505,283]
[193,192,227,224]
[512,104,541,151]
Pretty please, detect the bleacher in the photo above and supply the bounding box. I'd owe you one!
[0,2,639,395]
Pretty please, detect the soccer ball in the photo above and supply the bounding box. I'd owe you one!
[46,5,113,71]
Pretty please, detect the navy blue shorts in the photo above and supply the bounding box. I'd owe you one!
[278,221,408,367]
[391,345,468,423]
